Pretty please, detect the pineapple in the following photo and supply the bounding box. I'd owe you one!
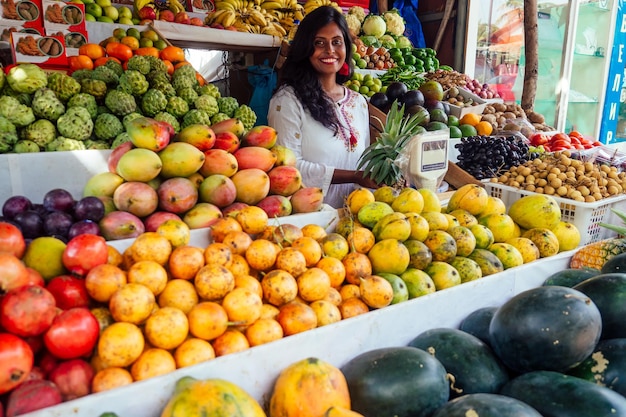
[570,208,626,270]
[357,101,428,188]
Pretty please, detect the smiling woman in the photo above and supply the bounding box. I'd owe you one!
[268,6,380,209]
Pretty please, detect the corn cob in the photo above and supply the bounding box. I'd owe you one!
[569,207,626,270]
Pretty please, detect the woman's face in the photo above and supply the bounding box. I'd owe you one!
[309,22,346,77]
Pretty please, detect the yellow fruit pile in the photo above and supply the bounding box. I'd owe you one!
[82,183,581,394]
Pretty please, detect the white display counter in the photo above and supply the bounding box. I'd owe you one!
[0,150,111,204]
[21,250,574,417]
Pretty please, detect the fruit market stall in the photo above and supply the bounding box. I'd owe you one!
[16,249,574,417]
[5,3,626,415]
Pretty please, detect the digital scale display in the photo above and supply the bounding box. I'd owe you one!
[419,139,448,171]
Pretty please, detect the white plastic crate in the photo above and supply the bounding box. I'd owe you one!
[484,182,626,246]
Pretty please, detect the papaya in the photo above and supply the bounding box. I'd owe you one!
[507,194,561,230]
[341,346,449,417]
[431,393,542,417]
[573,273,626,339]
[408,328,509,398]
[467,248,504,276]
[324,406,366,417]
[568,338,626,397]
[500,370,626,417]
[489,286,602,374]
[160,376,266,417]
[269,357,351,417]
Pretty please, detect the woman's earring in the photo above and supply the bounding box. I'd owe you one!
[339,62,349,75]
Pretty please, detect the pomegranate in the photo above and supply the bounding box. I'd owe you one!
[0,333,33,394]
[0,286,57,337]
[48,359,94,401]
[5,379,62,417]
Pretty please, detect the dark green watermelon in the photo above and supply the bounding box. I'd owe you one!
[600,252,626,274]
[432,393,542,417]
[408,327,509,398]
[573,273,626,339]
[542,268,597,287]
[500,370,626,417]
[568,338,626,397]
[489,286,602,373]
[341,346,449,417]
[458,306,498,347]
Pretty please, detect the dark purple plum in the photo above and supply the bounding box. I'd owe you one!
[13,210,44,239]
[2,195,33,219]
[43,188,75,213]
[32,203,49,217]
[424,99,445,112]
[74,196,105,222]
[43,211,74,238]
[68,220,101,239]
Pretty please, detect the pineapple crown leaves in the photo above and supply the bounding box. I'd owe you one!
[599,207,626,235]
[357,100,427,185]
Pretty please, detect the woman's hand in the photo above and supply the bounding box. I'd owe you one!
[356,171,380,189]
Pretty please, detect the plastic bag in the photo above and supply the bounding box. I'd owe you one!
[369,0,426,48]
[247,59,277,126]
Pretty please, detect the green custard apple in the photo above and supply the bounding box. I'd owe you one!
[47,72,81,102]
[67,93,98,119]
[94,113,124,141]
[31,88,65,122]
[105,90,137,116]
[57,107,93,140]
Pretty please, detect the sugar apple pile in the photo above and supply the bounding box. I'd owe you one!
[0,61,259,153]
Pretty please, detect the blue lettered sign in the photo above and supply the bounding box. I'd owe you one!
[600,0,626,144]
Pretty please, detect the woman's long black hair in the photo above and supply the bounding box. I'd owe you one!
[277,5,354,135]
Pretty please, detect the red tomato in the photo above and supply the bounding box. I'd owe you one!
[43,308,99,360]
[551,132,571,143]
[550,139,572,149]
[0,222,25,259]
[62,235,108,277]
[592,141,603,147]
[568,130,584,139]
[0,332,34,394]
[529,133,549,146]
[569,136,581,145]
[45,275,90,310]
[0,286,57,337]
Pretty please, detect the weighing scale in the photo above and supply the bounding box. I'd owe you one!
[407,130,450,192]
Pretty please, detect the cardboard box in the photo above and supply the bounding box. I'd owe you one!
[11,30,67,67]
[0,0,44,30]
[445,87,487,118]
[0,150,111,204]
[41,0,86,40]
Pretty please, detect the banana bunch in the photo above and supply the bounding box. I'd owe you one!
[206,0,287,37]
[167,0,186,13]
[302,0,342,16]
[258,0,303,38]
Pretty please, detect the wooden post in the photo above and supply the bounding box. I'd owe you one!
[521,0,538,112]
